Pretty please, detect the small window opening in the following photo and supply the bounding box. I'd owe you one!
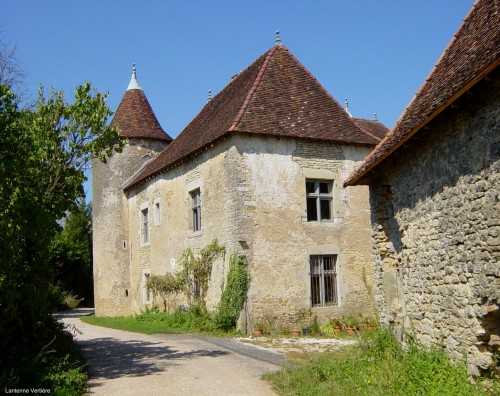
[190,189,201,231]
[306,179,333,222]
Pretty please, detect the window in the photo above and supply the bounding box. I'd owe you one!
[191,189,201,231]
[306,179,333,221]
[310,255,338,307]
[141,208,149,243]
[153,201,161,226]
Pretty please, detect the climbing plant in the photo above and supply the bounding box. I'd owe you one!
[178,239,225,309]
[216,253,250,331]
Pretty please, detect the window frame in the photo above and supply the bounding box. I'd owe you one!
[306,179,333,222]
[310,255,338,307]
[190,188,201,232]
[141,207,150,244]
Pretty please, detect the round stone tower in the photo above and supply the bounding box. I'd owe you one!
[92,65,172,316]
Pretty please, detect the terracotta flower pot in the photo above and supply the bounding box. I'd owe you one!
[346,327,355,335]
[334,326,341,334]
[291,329,301,336]
[253,328,263,336]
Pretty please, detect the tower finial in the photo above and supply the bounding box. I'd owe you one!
[207,90,212,103]
[374,113,378,121]
[275,30,282,45]
[344,98,352,117]
[127,63,142,91]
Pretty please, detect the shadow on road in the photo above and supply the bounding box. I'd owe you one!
[78,336,229,380]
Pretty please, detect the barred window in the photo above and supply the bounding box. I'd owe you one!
[310,255,338,307]
[306,179,333,221]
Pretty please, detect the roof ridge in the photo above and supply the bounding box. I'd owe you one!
[282,48,376,142]
[228,45,280,132]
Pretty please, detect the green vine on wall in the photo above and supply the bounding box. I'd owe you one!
[179,239,225,309]
[215,253,250,331]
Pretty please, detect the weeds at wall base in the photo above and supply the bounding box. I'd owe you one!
[264,327,499,396]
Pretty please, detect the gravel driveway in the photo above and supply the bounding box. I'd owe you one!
[57,309,282,396]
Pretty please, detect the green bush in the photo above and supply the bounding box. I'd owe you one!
[265,327,496,396]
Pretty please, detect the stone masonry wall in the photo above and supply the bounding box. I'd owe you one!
[126,138,242,315]
[123,134,376,333]
[234,135,375,330]
[370,73,500,374]
[92,138,166,316]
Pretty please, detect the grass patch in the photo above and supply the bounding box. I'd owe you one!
[81,306,239,336]
[264,327,499,396]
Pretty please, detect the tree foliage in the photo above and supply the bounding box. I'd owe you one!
[49,200,93,307]
[0,81,122,384]
[147,272,184,313]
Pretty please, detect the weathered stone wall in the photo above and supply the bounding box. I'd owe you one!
[92,138,166,316]
[369,73,500,374]
[125,138,242,315]
[236,136,375,329]
[122,134,376,332]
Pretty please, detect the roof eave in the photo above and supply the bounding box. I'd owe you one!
[344,60,500,187]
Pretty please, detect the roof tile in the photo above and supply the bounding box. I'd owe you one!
[127,45,380,189]
[111,89,173,142]
[345,0,500,186]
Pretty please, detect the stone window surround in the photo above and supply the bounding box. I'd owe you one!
[302,169,340,222]
[187,179,202,234]
[139,201,151,247]
[306,179,333,221]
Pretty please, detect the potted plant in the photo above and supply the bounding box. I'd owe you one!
[298,308,312,336]
[365,315,378,331]
[342,315,359,335]
[253,323,264,336]
[330,318,342,334]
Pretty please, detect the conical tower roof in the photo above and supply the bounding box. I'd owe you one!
[126,43,381,189]
[111,65,172,142]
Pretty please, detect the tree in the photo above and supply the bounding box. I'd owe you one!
[0,82,123,383]
[49,200,93,307]
[147,272,184,313]
[0,36,27,102]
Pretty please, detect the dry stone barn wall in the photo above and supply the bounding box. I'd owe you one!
[126,134,376,331]
[369,73,500,374]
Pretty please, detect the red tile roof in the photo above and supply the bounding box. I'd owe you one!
[126,45,380,190]
[111,88,173,142]
[345,0,500,186]
[352,118,388,141]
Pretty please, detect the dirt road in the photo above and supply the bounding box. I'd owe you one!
[58,309,283,396]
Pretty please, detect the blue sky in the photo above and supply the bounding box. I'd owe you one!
[2,0,474,200]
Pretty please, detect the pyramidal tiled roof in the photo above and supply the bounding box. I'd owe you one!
[345,0,500,186]
[111,67,173,142]
[126,45,380,190]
